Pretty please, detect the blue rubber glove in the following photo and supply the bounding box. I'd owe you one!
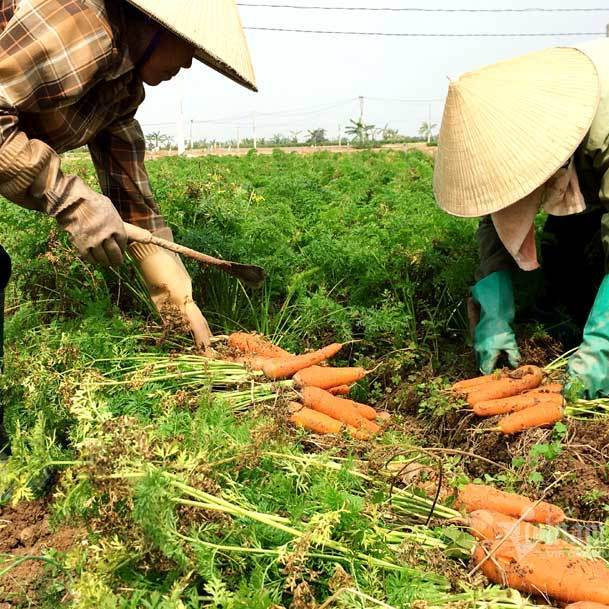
[566,275,609,399]
[471,271,521,374]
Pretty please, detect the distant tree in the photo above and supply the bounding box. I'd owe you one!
[306,128,327,146]
[381,125,400,143]
[270,133,289,146]
[145,131,166,151]
[418,121,437,144]
[289,130,302,144]
[345,119,376,147]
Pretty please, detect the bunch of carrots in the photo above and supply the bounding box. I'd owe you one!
[458,484,609,606]
[227,333,386,438]
[452,365,565,434]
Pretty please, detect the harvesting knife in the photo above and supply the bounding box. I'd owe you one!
[123,222,266,288]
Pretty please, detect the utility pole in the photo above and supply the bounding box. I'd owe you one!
[606,22,609,37]
[358,96,364,125]
[176,101,185,155]
[427,103,432,144]
[252,111,257,150]
[338,124,342,147]
[237,126,241,151]
[189,119,194,149]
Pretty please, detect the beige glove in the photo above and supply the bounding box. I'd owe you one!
[0,132,127,266]
[53,183,128,267]
[129,227,212,348]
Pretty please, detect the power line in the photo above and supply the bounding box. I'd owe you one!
[237,3,609,12]
[244,26,601,36]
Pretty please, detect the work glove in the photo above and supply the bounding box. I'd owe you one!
[129,227,213,349]
[53,185,128,267]
[566,275,609,399]
[0,138,128,267]
[471,270,521,374]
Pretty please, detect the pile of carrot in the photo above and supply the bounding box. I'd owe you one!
[457,485,609,604]
[227,332,385,438]
[452,366,565,434]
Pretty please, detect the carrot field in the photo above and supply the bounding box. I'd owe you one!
[0,149,607,608]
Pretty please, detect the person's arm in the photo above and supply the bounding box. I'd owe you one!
[567,150,609,397]
[89,116,213,348]
[87,116,165,230]
[0,0,127,265]
[475,215,517,281]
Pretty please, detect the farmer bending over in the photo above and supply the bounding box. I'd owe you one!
[0,0,256,348]
[434,40,609,398]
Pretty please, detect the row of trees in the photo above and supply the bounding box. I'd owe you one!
[144,121,437,152]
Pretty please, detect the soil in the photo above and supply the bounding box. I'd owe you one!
[423,400,609,524]
[0,499,84,606]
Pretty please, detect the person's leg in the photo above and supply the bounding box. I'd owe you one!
[540,209,604,336]
[0,245,11,457]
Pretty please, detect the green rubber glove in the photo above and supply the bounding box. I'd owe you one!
[566,275,609,399]
[471,271,521,374]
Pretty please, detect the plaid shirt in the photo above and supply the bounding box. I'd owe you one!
[0,0,164,229]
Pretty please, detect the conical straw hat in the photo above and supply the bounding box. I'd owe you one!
[433,46,599,217]
[126,0,257,91]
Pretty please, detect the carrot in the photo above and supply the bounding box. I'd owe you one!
[376,411,391,421]
[566,603,609,609]
[288,403,371,439]
[473,392,563,417]
[528,382,563,394]
[288,403,345,434]
[228,332,291,358]
[496,402,564,435]
[300,386,380,434]
[293,366,367,389]
[467,509,569,546]
[473,539,609,604]
[262,343,344,380]
[458,484,565,524]
[452,371,506,393]
[466,365,543,406]
[328,385,351,396]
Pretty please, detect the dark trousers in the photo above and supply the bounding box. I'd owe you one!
[540,209,606,328]
[0,245,10,371]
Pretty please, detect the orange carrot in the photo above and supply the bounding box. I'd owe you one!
[473,392,563,417]
[293,366,367,389]
[376,411,391,421]
[566,603,609,609]
[468,509,569,546]
[262,343,343,380]
[458,484,565,524]
[497,402,564,435]
[466,366,543,406]
[300,386,380,434]
[228,332,291,358]
[528,382,563,394]
[328,385,352,396]
[473,539,609,604]
[288,403,371,439]
[452,371,505,393]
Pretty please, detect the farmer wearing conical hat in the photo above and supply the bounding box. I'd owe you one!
[434,40,609,398]
[0,0,256,349]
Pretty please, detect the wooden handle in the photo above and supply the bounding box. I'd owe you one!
[123,222,266,288]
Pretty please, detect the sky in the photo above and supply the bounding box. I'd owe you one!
[135,0,608,144]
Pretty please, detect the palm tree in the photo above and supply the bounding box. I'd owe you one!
[306,128,327,147]
[418,121,437,144]
[345,119,375,147]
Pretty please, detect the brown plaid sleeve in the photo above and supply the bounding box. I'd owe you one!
[88,116,165,230]
[0,0,115,213]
